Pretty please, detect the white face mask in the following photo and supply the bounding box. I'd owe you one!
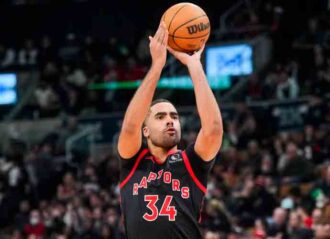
[30,217,39,225]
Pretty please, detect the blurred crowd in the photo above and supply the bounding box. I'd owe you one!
[0,1,330,239]
[0,103,329,238]
[0,1,329,119]
[0,32,150,118]
[243,8,330,102]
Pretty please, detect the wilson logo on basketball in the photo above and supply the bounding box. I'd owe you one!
[186,22,210,35]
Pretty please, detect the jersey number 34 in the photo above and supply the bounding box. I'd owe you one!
[143,195,177,221]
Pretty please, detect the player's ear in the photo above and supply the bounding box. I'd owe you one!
[143,126,150,138]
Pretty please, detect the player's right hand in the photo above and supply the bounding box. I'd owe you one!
[167,43,205,67]
[149,21,168,69]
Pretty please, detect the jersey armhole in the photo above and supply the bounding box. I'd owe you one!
[119,149,149,189]
[182,151,207,194]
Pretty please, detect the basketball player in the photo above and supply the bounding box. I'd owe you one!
[117,21,223,239]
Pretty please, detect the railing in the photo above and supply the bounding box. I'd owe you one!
[0,94,328,162]
[214,0,271,40]
[65,124,100,167]
[218,0,246,34]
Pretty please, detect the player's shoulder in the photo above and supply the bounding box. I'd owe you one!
[182,142,200,159]
[117,141,148,159]
[117,142,149,170]
[182,142,216,167]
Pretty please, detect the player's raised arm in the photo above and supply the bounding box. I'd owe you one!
[117,22,168,159]
[168,45,223,161]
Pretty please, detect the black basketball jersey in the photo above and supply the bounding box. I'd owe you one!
[119,143,214,239]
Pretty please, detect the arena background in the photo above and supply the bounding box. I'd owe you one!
[0,0,329,238]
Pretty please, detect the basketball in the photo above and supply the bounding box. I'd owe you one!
[161,2,210,53]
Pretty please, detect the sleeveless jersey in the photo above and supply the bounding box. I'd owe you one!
[119,143,214,239]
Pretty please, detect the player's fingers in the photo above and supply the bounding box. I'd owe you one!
[156,21,167,42]
[148,36,154,45]
[157,28,165,43]
[161,21,166,27]
[162,29,168,46]
[167,46,174,54]
[198,43,206,53]
[149,36,155,48]
[167,46,179,57]
[161,21,167,32]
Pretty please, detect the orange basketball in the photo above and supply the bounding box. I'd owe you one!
[161,2,210,53]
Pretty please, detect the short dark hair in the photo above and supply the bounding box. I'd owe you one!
[150,98,173,107]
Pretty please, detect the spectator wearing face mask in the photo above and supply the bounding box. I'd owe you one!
[24,210,45,239]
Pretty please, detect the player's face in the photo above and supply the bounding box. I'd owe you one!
[143,102,181,149]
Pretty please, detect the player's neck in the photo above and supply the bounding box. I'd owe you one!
[148,144,178,163]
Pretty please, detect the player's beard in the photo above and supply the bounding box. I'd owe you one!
[150,131,180,150]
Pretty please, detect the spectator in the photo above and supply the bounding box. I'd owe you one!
[82,35,102,67]
[204,230,221,239]
[23,210,45,239]
[232,103,258,149]
[99,224,114,239]
[116,56,146,82]
[15,200,31,232]
[18,39,38,67]
[313,216,330,239]
[1,44,16,69]
[57,172,78,201]
[247,140,262,172]
[262,68,278,99]
[276,63,299,100]
[286,210,313,239]
[278,142,314,183]
[314,166,330,199]
[293,17,325,49]
[259,151,276,176]
[79,219,100,239]
[103,57,119,82]
[65,64,88,88]
[38,36,57,68]
[201,199,232,233]
[0,151,27,227]
[266,207,288,238]
[58,33,81,65]
[34,82,60,117]
[11,229,23,239]
[41,61,60,86]
[251,218,266,239]
[103,37,122,61]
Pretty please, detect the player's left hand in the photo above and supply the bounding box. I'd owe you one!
[149,21,168,69]
[167,44,205,66]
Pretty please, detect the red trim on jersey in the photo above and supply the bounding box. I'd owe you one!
[145,156,155,163]
[182,151,207,194]
[152,149,179,165]
[119,149,149,189]
[152,156,165,165]
[167,149,178,155]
